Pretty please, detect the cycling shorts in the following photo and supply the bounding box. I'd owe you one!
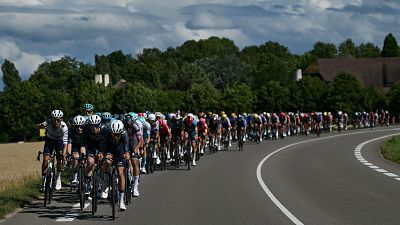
[43,137,63,158]
[104,143,127,167]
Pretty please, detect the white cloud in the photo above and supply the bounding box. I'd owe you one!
[0,38,63,81]
[0,0,399,83]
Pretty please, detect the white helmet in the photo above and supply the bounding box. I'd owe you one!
[89,114,101,124]
[51,110,63,118]
[266,113,271,117]
[187,113,194,118]
[73,115,86,126]
[148,113,156,121]
[338,111,342,116]
[110,120,124,133]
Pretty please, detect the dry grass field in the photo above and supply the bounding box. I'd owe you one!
[0,142,44,191]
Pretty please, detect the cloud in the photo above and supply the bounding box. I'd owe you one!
[0,0,399,86]
[0,38,62,83]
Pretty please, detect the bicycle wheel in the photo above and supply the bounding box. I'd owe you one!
[124,165,131,205]
[91,167,97,215]
[48,167,55,205]
[110,172,116,220]
[186,145,191,171]
[160,147,166,171]
[174,144,180,168]
[44,169,52,207]
[79,166,85,210]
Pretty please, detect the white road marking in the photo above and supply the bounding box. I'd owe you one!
[55,202,90,222]
[384,173,398,177]
[257,128,400,225]
[354,133,400,182]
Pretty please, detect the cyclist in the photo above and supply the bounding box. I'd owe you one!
[230,113,237,142]
[181,113,198,166]
[169,113,183,162]
[220,113,231,148]
[197,117,208,155]
[100,120,129,211]
[37,110,68,192]
[101,112,112,130]
[82,103,94,123]
[147,113,161,165]
[236,114,247,149]
[156,112,171,161]
[208,114,221,150]
[139,114,151,174]
[68,115,86,186]
[83,114,105,196]
[124,114,143,197]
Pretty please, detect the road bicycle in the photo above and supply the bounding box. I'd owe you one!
[37,151,56,207]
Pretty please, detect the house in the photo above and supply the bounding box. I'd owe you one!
[302,57,400,92]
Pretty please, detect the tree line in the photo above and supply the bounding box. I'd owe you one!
[1,33,400,142]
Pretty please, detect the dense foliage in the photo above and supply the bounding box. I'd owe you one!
[0,34,399,142]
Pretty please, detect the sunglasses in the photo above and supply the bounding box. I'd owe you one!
[90,124,100,128]
[53,118,61,123]
[111,133,121,138]
[75,125,83,129]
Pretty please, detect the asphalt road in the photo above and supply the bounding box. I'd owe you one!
[2,126,400,225]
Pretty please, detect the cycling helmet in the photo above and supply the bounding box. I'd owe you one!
[110,120,124,134]
[338,111,342,116]
[253,114,259,119]
[101,112,112,121]
[170,113,176,119]
[73,115,86,126]
[138,116,145,123]
[89,114,101,124]
[124,114,134,127]
[187,113,194,118]
[266,113,271,117]
[221,114,227,119]
[83,103,93,111]
[148,113,156,122]
[129,112,138,120]
[231,113,236,117]
[155,112,162,118]
[51,110,63,118]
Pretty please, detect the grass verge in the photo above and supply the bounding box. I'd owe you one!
[381,135,400,164]
[0,177,40,219]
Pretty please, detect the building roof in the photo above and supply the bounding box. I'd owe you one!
[113,79,127,89]
[303,57,400,92]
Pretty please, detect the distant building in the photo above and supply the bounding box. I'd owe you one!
[303,58,400,92]
[113,79,127,89]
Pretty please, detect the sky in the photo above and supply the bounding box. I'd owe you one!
[0,0,400,90]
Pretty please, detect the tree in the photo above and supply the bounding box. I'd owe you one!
[195,54,250,90]
[386,82,400,115]
[382,33,399,57]
[338,38,358,58]
[222,84,256,113]
[0,82,45,142]
[296,76,325,111]
[184,81,221,112]
[324,73,364,113]
[310,41,337,58]
[112,83,157,113]
[357,42,381,58]
[257,81,290,112]
[73,81,114,114]
[1,59,21,90]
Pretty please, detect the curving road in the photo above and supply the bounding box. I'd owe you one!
[2,127,400,225]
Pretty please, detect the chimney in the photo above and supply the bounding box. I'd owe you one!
[95,74,103,84]
[294,69,302,81]
[104,74,110,87]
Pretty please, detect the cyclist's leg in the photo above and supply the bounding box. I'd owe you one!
[116,147,126,210]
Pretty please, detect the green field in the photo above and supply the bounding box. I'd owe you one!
[381,136,400,164]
